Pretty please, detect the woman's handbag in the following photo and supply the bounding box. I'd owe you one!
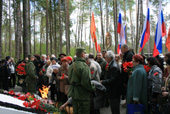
[127,104,145,114]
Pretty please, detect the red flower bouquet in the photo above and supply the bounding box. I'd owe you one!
[16,62,26,75]
[123,62,133,72]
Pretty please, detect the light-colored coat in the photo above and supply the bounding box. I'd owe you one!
[46,63,60,84]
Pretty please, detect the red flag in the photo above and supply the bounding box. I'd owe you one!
[90,12,101,52]
[166,27,170,52]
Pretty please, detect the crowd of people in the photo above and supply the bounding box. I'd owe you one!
[1,44,170,114]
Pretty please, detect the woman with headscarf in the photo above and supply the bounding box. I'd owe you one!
[46,57,60,100]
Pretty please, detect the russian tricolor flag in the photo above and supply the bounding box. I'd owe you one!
[117,12,126,54]
[153,2,166,57]
[139,6,150,53]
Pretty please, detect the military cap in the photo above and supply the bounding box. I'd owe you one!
[28,55,34,59]
[76,48,85,55]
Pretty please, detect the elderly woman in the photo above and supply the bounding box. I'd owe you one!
[57,57,69,102]
[46,57,60,100]
[126,54,148,114]
[147,57,163,113]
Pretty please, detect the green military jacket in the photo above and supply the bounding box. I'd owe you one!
[25,60,38,84]
[68,57,95,100]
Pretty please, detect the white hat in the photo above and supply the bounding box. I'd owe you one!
[42,54,47,58]
[52,64,60,69]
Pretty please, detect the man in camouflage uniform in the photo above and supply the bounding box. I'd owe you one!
[25,55,38,93]
[68,48,95,114]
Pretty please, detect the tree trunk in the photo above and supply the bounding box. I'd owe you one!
[28,0,31,55]
[9,0,11,56]
[99,0,105,49]
[113,0,118,53]
[81,1,84,47]
[59,0,62,53]
[75,11,79,48]
[67,0,70,54]
[46,0,49,55]
[0,0,3,60]
[53,0,57,56]
[5,18,7,57]
[129,0,133,47]
[106,0,108,33]
[135,0,139,53]
[65,0,68,54]
[65,0,69,55]
[34,0,36,54]
[89,0,92,53]
[124,0,127,44]
[18,1,22,59]
[49,0,52,55]
[13,0,19,61]
[4,1,8,57]
[140,0,144,54]
[13,0,17,59]
[40,13,43,56]
[23,0,30,59]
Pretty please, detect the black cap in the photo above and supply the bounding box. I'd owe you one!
[6,56,11,61]
[59,53,66,57]
[89,53,94,59]
[50,57,58,62]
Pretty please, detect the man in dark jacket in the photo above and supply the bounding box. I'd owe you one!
[34,54,44,93]
[121,44,134,105]
[96,52,107,80]
[3,56,12,91]
[0,60,6,89]
[101,50,121,114]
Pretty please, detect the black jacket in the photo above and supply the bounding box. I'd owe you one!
[121,50,134,84]
[33,60,44,76]
[101,60,121,98]
[122,50,134,63]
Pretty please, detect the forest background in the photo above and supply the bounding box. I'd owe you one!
[0,0,170,61]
